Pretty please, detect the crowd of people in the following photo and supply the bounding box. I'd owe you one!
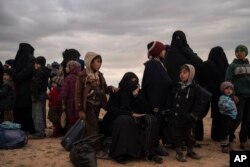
[0,30,250,164]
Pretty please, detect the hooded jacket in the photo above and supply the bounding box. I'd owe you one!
[172,64,202,128]
[75,52,111,113]
[225,58,250,96]
[0,80,15,109]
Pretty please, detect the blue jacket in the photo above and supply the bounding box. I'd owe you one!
[218,94,237,119]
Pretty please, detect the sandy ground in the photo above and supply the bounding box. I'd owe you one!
[0,108,245,167]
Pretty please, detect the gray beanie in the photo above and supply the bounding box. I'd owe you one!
[220,81,234,92]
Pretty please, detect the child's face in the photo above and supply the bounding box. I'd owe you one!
[51,82,58,88]
[91,57,102,72]
[224,87,233,96]
[235,50,246,60]
[179,69,190,83]
[3,73,11,81]
[34,63,41,70]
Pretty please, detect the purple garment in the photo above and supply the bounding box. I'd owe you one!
[60,65,81,125]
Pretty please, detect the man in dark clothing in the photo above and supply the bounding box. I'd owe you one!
[13,43,35,134]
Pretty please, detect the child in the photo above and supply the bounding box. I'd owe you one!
[0,69,15,122]
[31,56,50,139]
[171,64,201,162]
[225,45,250,150]
[75,52,115,158]
[47,77,62,137]
[60,60,81,132]
[218,81,237,153]
[76,52,116,137]
[142,41,173,156]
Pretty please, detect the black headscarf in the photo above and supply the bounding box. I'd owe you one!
[119,72,139,93]
[208,46,229,77]
[14,43,35,72]
[171,30,190,49]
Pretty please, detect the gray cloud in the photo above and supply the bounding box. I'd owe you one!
[0,0,250,85]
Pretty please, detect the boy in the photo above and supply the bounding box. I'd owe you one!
[218,81,237,153]
[225,45,250,150]
[0,69,15,122]
[171,64,201,162]
[30,56,50,139]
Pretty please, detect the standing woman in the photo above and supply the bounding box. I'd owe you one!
[198,46,229,141]
[12,43,35,134]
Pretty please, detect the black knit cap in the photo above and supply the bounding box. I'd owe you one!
[35,56,46,66]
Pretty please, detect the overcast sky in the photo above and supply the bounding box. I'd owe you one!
[0,0,250,86]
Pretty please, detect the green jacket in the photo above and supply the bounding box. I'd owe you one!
[225,58,250,97]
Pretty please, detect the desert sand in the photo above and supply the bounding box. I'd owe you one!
[0,109,243,167]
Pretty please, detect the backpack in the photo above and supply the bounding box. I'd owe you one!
[0,125,28,149]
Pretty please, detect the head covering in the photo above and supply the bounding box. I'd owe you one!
[171,30,189,49]
[61,48,81,68]
[84,51,102,73]
[180,64,195,83]
[147,41,165,58]
[208,46,229,75]
[220,81,234,92]
[235,45,248,56]
[51,61,60,69]
[34,56,46,66]
[14,43,35,72]
[119,72,139,93]
[51,76,62,86]
[66,60,81,75]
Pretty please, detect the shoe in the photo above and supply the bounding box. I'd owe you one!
[186,151,201,160]
[239,143,249,150]
[115,156,127,164]
[176,152,187,162]
[146,155,163,164]
[221,147,230,154]
[96,150,109,159]
[155,145,169,156]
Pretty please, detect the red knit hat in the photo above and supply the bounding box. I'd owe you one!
[147,41,165,58]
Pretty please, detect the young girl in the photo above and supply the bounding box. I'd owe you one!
[60,60,81,132]
[48,77,62,137]
[171,64,201,162]
[218,81,237,153]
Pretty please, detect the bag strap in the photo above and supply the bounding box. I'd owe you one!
[74,134,104,145]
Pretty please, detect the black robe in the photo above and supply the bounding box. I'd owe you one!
[13,43,35,133]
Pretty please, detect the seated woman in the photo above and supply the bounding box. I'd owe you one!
[102,72,163,164]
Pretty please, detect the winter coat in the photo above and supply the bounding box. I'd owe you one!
[60,63,81,125]
[13,43,35,107]
[163,30,203,83]
[31,66,50,100]
[218,94,237,119]
[172,82,202,128]
[48,87,61,108]
[142,58,173,112]
[0,80,15,109]
[225,58,250,97]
